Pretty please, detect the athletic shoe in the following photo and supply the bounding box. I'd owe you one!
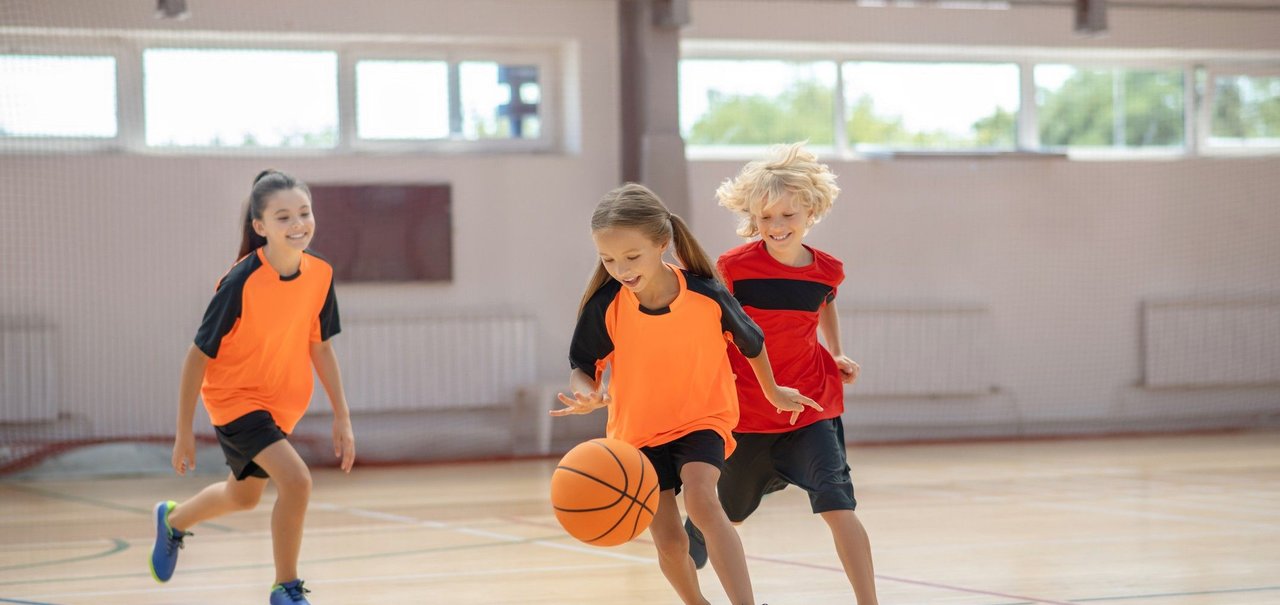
[270,579,312,604]
[685,517,708,570]
[149,500,191,583]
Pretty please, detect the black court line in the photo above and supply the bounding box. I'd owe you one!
[0,530,571,588]
[0,538,128,573]
[4,484,234,533]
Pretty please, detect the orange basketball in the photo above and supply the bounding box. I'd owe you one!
[550,438,660,546]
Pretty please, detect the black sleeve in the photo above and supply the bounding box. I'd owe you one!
[685,272,765,358]
[318,278,341,341]
[193,275,245,359]
[568,281,620,375]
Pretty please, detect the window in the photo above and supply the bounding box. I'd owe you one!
[143,48,338,148]
[356,60,450,140]
[1035,65,1184,149]
[460,62,541,140]
[843,61,1019,150]
[680,60,837,146]
[1208,73,1280,149]
[0,54,117,138]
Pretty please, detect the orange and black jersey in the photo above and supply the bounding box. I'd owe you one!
[719,241,845,433]
[194,248,340,433]
[569,265,764,456]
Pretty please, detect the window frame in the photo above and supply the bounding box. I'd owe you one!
[0,30,565,156]
[1198,64,1280,156]
[0,36,131,153]
[346,44,559,154]
[681,40,1280,160]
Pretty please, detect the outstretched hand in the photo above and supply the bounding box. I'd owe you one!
[769,386,823,426]
[550,390,611,417]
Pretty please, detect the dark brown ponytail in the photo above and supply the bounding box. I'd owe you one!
[237,169,310,259]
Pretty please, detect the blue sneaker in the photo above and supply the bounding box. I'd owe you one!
[270,579,312,604]
[149,500,191,582]
[684,517,708,570]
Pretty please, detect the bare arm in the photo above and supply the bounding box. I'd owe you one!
[818,301,860,384]
[172,344,209,475]
[550,368,611,416]
[311,340,356,472]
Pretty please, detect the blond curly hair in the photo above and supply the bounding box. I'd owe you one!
[715,142,840,239]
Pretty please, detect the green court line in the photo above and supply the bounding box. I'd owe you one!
[0,598,58,605]
[3,484,234,533]
[0,531,574,588]
[0,539,128,574]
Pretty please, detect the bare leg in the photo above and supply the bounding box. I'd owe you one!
[682,462,754,605]
[167,471,267,532]
[250,439,313,585]
[649,490,711,605]
[821,509,878,605]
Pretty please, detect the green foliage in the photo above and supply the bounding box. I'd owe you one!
[1039,69,1183,148]
[1212,76,1280,139]
[687,80,835,145]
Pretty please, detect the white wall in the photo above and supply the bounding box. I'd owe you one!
[0,0,620,446]
[685,0,1280,438]
[2,0,1278,455]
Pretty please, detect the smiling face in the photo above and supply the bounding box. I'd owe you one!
[253,187,315,253]
[753,193,813,256]
[591,226,669,295]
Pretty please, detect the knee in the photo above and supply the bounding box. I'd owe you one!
[273,467,312,498]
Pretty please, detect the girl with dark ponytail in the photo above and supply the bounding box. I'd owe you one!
[555,183,821,605]
[152,169,352,605]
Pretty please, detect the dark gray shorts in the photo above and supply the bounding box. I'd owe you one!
[718,417,857,521]
[640,429,726,494]
[215,410,287,481]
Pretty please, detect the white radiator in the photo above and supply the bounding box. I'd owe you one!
[838,306,992,397]
[311,316,537,412]
[1144,299,1280,388]
[0,324,59,422]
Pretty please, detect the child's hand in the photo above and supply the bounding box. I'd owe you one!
[769,386,823,425]
[834,355,860,385]
[550,390,611,416]
[332,415,356,473]
[172,430,196,476]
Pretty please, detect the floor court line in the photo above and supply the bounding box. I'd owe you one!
[0,538,129,574]
[15,561,639,601]
[498,515,1081,605]
[3,484,235,533]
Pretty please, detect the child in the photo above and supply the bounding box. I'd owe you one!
[151,170,356,605]
[686,143,879,604]
[551,183,820,605]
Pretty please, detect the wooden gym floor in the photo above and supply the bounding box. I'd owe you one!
[2,430,1278,604]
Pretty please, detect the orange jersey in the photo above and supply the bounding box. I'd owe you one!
[569,265,764,457]
[194,248,341,432]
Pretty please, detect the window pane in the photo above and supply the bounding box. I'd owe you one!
[1210,74,1280,148]
[459,62,540,140]
[842,62,1019,150]
[144,49,337,148]
[0,55,117,138]
[356,60,449,140]
[681,60,836,146]
[1036,65,1184,148]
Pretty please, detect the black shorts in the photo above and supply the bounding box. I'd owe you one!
[215,410,287,481]
[718,417,857,521]
[640,430,726,494]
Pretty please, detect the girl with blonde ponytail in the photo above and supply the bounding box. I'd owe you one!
[555,183,820,605]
